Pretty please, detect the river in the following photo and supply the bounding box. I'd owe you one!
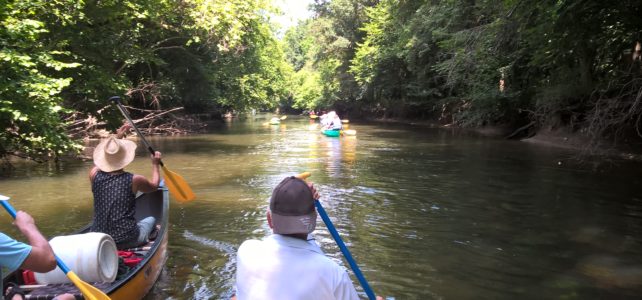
[1,115,641,299]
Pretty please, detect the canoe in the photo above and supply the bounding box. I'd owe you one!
[322,129,341,137]
[2,185,170,300]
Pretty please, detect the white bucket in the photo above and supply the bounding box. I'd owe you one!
[34,232,118,284]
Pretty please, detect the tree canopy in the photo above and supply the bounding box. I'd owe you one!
[3,0,642,162]
[1,0,291,161]
[286,0,642,147]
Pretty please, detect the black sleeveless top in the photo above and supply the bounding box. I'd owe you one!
[90,171,138,244]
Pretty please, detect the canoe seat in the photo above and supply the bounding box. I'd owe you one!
[24,282,110,299]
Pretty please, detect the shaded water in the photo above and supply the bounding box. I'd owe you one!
[1,115,642,299]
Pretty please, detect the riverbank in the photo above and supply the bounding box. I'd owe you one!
[523,130,642,161]
[365,116,642,162]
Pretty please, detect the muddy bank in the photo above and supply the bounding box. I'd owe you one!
[523,130,642,161]
[364,116,642,161]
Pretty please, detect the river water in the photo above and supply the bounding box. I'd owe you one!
[1,115,641,299]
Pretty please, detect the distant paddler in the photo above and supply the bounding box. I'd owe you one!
[321,111,342,132]
[309,110,318,119]
[261,115,287,126]
[269,117,281,125]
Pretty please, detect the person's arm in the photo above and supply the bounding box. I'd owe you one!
[15,211,56,272]
[89,166,99,182]
[115,123,131,139]
[133,151,161,194]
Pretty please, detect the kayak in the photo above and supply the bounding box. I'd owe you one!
[322,130,341,137]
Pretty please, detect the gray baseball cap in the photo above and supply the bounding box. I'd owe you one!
[270,176,317,234]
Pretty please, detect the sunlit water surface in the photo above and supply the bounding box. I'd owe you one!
[1,115,641,299]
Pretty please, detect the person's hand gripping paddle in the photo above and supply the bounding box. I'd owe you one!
[295,172,377,300]
[110,96,195,202]
[0,195,112,300]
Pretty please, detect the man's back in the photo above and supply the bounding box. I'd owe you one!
[236,234,359,300]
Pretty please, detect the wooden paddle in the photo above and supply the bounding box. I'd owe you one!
[295,172,376,300]
[110,96,196,203]
[0,196,111,300]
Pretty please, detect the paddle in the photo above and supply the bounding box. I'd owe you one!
[295,172,376,300]
[0,196,111,300]
[342,129,357,136]
[109,96,195,203]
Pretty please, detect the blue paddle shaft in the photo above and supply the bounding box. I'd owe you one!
[315,200,376,300]
[0,200,17,218]
[0,200,71,274]
[55,256,71,274]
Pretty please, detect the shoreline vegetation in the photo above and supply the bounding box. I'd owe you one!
[364,116,642,162]
[2,1,642,167]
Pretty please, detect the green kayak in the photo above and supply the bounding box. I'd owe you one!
[322,130,341,137]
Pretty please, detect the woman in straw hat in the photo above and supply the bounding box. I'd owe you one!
[89,124,162,249]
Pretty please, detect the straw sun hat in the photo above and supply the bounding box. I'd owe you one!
[93,137,137,172]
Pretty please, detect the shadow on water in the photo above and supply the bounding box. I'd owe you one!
[2,114,642,299]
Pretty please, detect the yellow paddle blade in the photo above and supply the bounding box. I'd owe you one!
[162,166,196,202]
[67,271,111,300]
[280,115,287,120]
[341,119,349,123]
[343,129,357,136]
[296,172,311,180]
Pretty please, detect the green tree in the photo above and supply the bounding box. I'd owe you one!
[0,0,82,160]
[1,0,295,161]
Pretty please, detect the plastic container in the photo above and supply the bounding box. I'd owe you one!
[34,232,118,284]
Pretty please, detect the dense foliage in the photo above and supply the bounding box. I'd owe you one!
[283,0,377,111]
[3,0,642,161]
[286,0,642,146]
[1,0,291,161]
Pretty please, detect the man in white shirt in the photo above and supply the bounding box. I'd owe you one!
[235,176,364,300]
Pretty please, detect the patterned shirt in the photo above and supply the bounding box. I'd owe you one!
[90,171,138,245]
